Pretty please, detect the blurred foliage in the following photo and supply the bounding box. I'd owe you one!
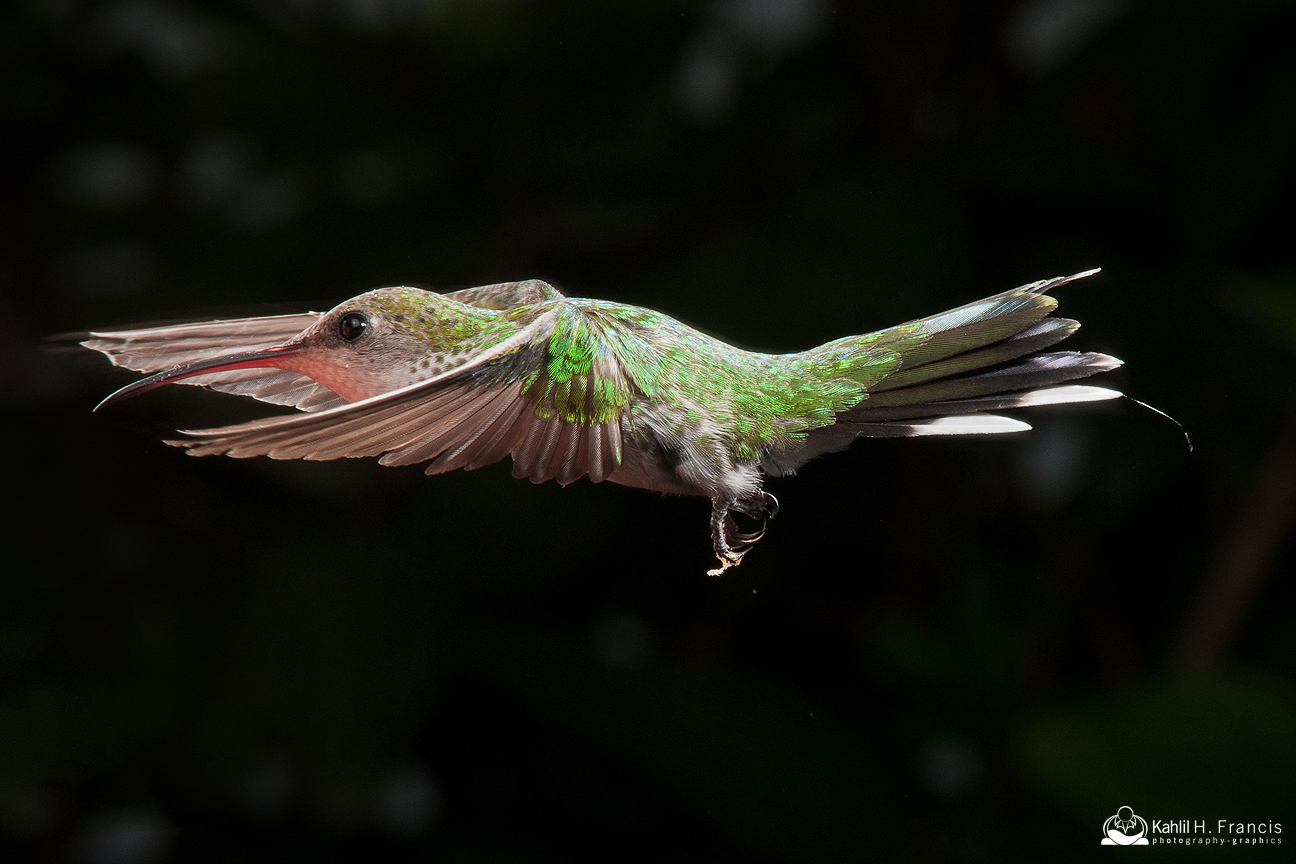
[1020,674,1296,820]
[2,0,1295,861]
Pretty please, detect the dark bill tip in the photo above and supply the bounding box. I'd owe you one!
[93,344,301,412]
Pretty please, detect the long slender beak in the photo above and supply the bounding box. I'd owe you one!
[93,343,304,412]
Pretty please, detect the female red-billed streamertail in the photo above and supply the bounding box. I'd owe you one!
[86,270,1121,573]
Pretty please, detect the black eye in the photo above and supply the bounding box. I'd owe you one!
[338,312,368,342]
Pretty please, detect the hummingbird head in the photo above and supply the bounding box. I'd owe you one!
[94,287,493,410]
[281,288,473,401]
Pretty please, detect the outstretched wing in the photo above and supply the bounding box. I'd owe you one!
[81,283,567,412]
[167,306,631,486]
[442,279,564,310]
[82,313,346,413]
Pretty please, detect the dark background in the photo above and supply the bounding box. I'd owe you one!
[4,1,1295,861]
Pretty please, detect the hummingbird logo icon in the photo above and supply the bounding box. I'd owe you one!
[1102,806,1149,845]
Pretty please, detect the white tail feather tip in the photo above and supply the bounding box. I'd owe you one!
[1013,385,1123,407]
[907,414,1032,435]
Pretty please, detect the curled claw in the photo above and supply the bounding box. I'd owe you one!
[723,511,767,549]
[736,490,778,521]
[706,492,779,575]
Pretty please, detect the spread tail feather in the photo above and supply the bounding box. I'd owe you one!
[841,385,1122,438]
[831,270,1120,439]
[847,351,1122,421]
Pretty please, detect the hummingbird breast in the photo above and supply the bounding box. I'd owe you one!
[605,407,765,500]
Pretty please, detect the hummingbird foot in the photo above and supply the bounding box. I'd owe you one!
[733,490,779,522]
[706,493,777,576]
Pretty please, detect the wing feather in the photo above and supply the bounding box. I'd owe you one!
[441,279,564,310]
[82,313,321,368]
[529,416,567,484]
[381,386,518,467]
[428,387,522,468]
[461,399,532,471]
[83,313,347,413]
[165,308,630,486]
[428,391,529,474]
[585,423,606,483]
[552,422,584,486]
[509,413,552,478]
[566,426,591,487]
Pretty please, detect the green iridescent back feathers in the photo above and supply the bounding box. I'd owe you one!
[436,277,1073,465]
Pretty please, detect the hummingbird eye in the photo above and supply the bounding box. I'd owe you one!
[338,312,368,342]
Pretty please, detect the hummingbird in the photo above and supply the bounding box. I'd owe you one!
[86,270,1121,573]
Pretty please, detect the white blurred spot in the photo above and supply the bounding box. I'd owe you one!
[80,0,231,79]
[177,132,256,210]
[1005,0,1125,74]
[338,150,401,206]
[377,763,441,837]
[75,807,172,864]
[341,0,444,33]
[715,0,827,55]
[1014,417,1090,508]
[177,133,305,228]
[675,31,740,123]
[228,168,303,230]
[55,143,160,209]
[674,0,828,122]
[591,609,654,668]
[918,740,981,798]
[240,759,294,820]
[247,0,449,34]
[55,243,159,296]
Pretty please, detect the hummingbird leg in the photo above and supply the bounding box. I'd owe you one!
[706,492,777,576]
[707,497,746,576]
